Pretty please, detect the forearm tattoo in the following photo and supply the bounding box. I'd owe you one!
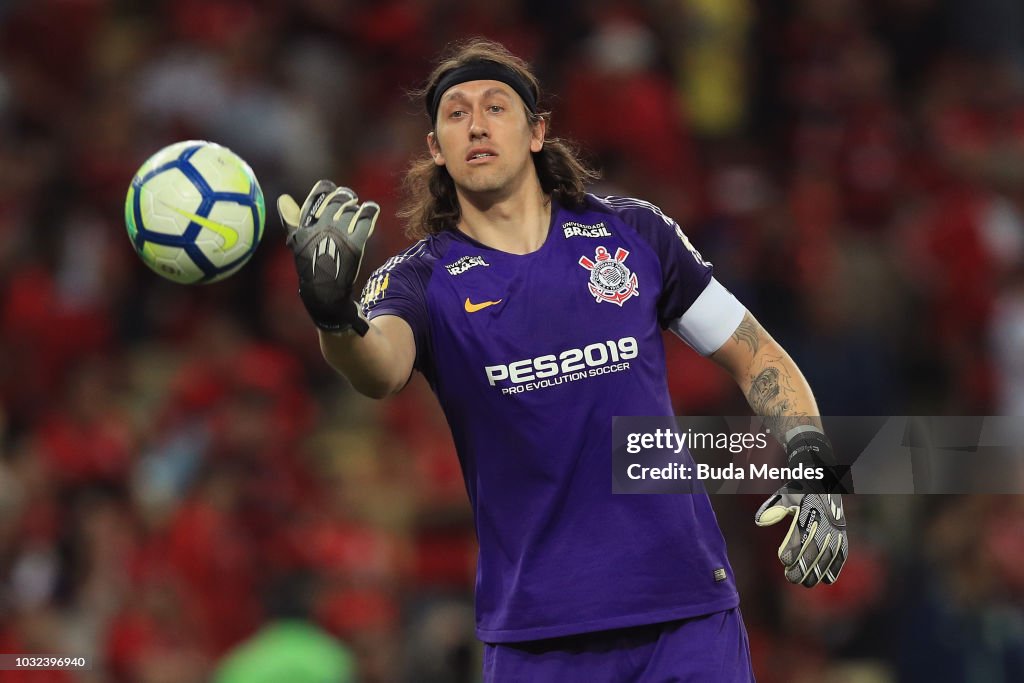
[749,366,781,407]
[746,355,813,441]
[728,312,819,443]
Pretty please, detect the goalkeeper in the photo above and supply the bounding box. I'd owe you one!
[278,38,847,682]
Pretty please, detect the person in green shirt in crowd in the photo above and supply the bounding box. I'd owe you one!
[212,575,356,683]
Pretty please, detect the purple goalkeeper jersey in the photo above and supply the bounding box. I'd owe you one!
[360,194,739,642]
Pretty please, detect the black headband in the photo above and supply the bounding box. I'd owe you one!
[427,61,538,124]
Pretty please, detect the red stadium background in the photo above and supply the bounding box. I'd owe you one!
[0,0,1022,681]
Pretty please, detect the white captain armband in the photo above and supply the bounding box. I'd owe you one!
[668,278,746,356]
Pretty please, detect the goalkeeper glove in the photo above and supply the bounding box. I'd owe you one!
[278,180,380,335]
[755,427,849,587]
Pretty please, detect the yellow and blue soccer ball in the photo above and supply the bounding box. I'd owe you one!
[125,140,265,284]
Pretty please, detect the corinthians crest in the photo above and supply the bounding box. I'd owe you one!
[578,246,639,306]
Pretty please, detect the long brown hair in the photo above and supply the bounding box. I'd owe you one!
[398,38,599,240]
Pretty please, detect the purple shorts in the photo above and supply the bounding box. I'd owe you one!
[482,608,755,682]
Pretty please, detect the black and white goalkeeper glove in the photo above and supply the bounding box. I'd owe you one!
[754,428,849,587]
[278,180,380,335]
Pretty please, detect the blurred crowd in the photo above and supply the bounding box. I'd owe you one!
[0,0,1023,681]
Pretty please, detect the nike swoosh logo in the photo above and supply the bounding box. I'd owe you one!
[464,297,502,313]
[168,204,239,249]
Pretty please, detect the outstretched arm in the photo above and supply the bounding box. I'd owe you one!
[318,316,415,399]
[278,180,414,399]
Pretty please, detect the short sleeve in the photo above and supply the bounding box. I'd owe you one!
[599,196,714,327]
[359,254,432,374]
[656,220,716,325]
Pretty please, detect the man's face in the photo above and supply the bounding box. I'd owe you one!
[428,79,545,196]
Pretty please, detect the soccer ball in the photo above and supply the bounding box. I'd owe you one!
[124,140,265,284]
